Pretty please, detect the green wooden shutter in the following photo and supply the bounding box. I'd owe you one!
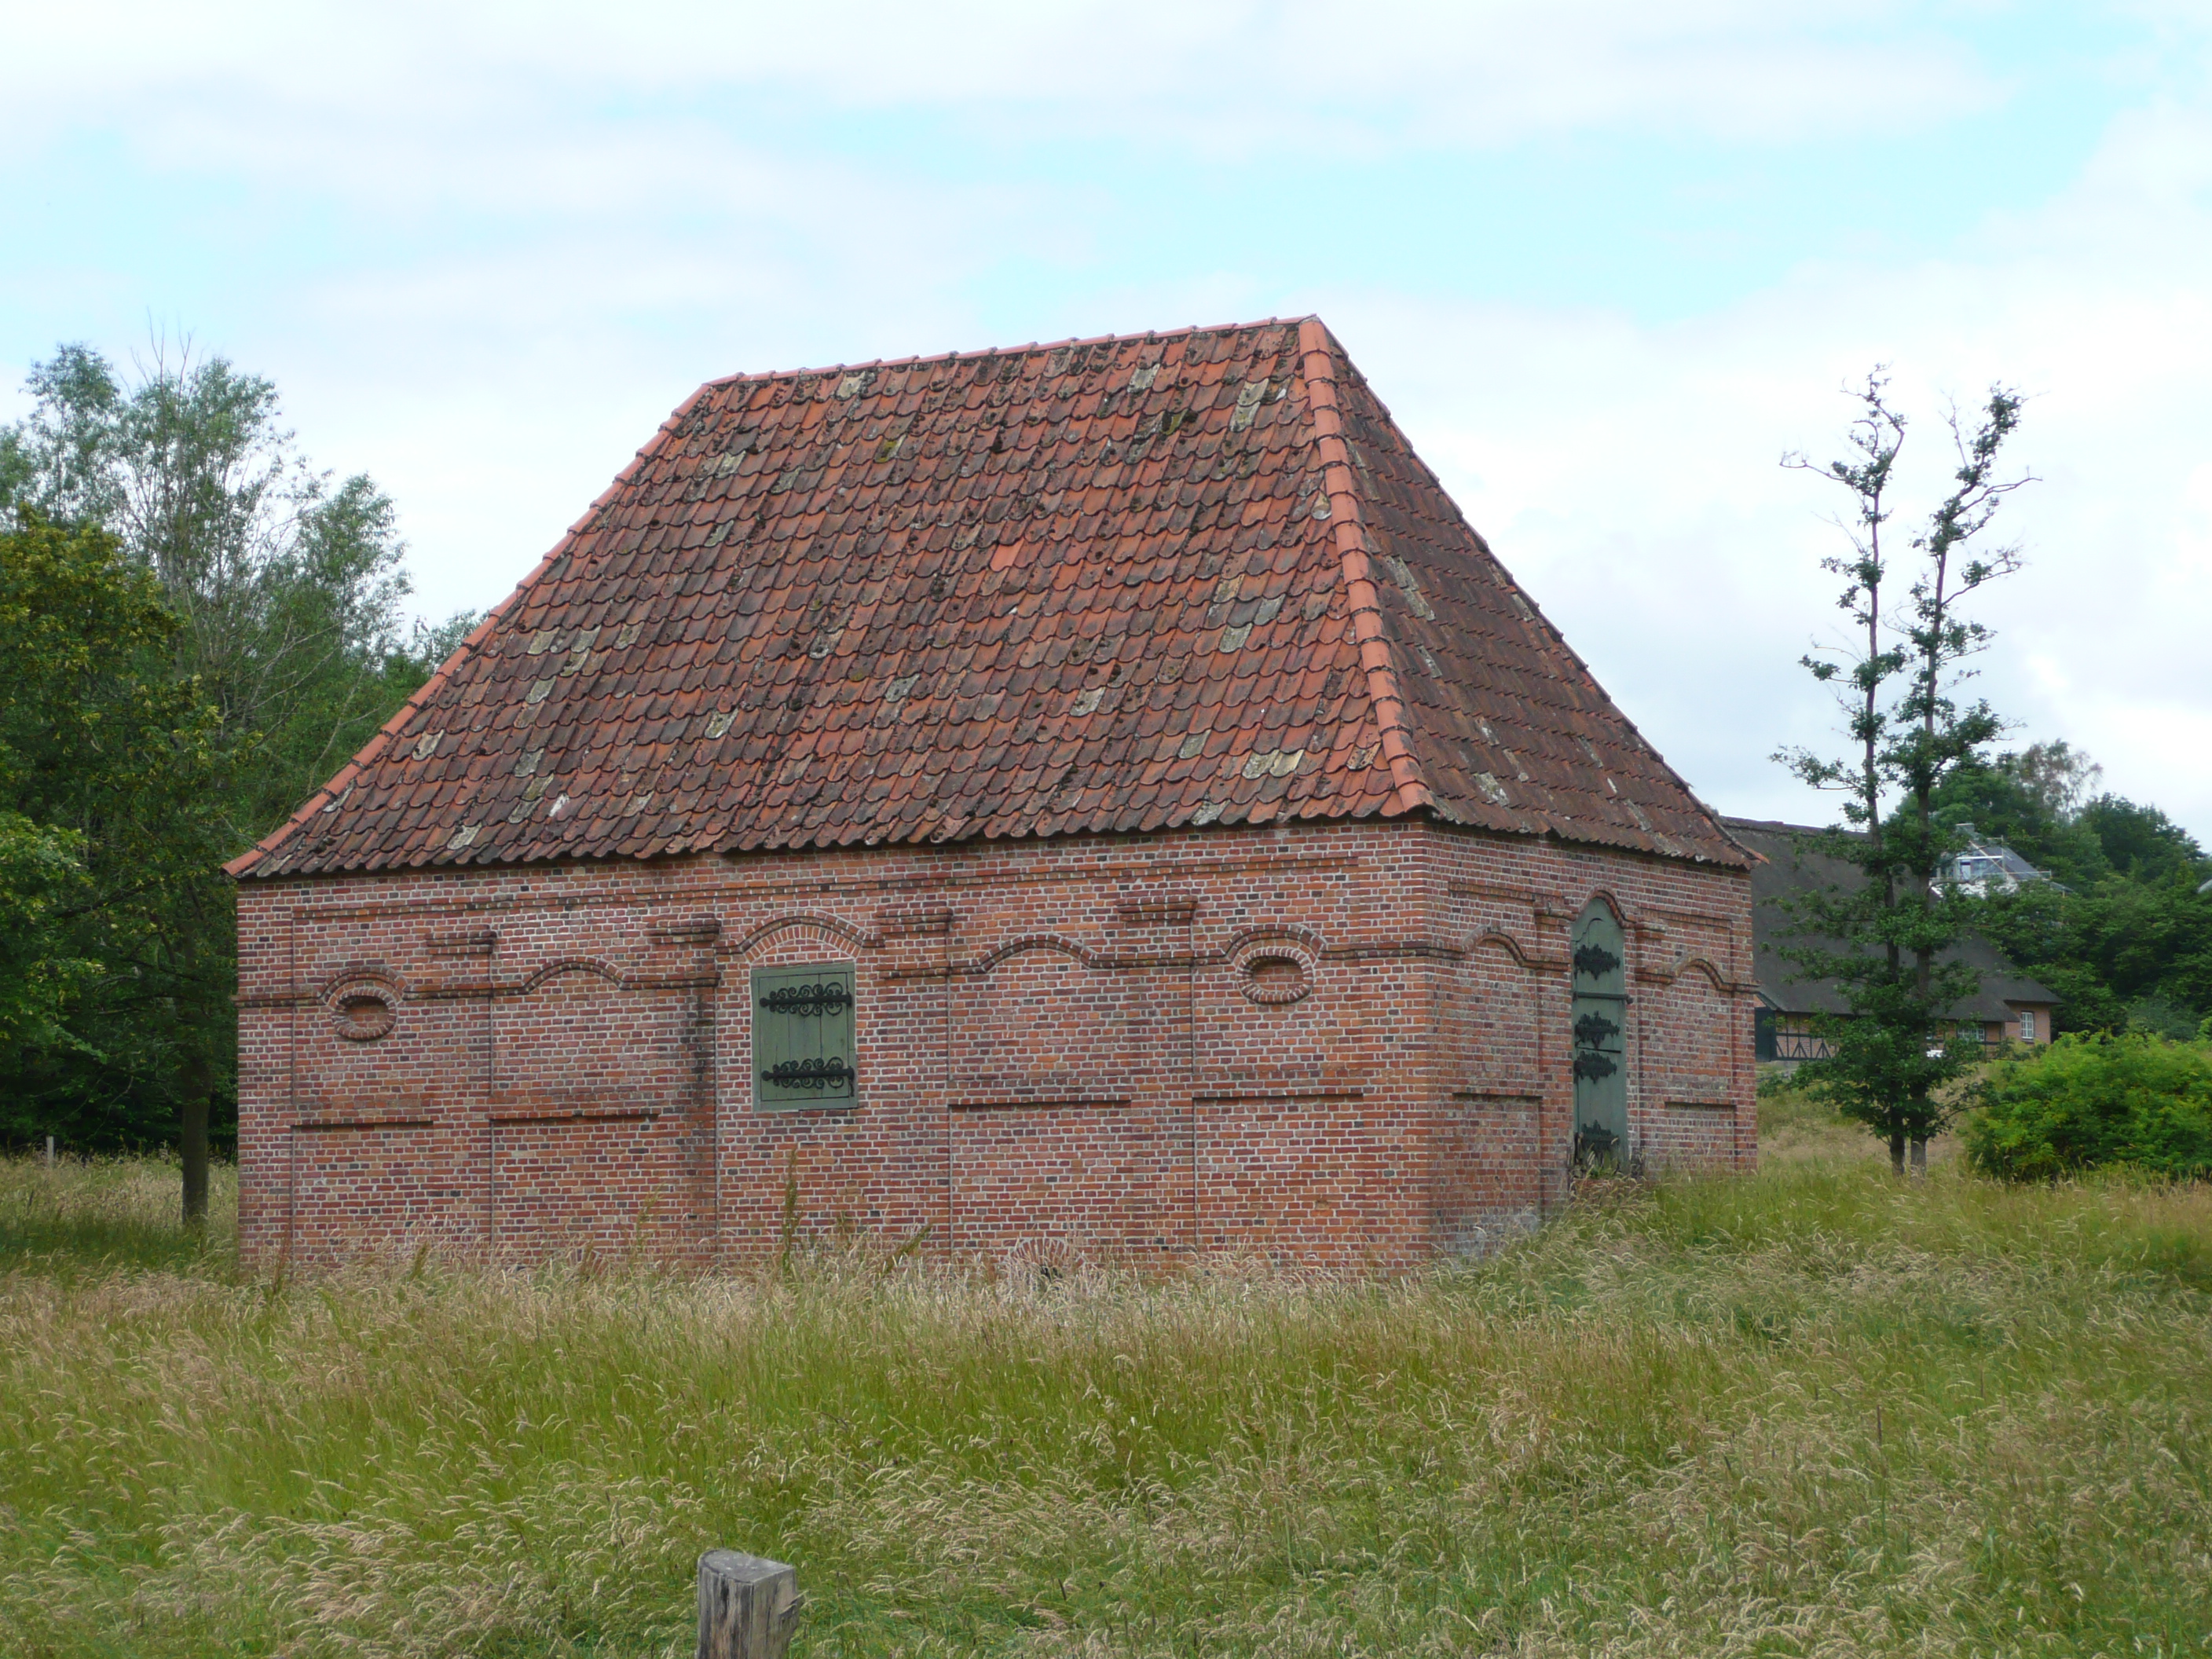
[752,962,857,1108]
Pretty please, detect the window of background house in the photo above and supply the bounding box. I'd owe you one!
[752,962,857,1108]
[2019,1009,2037,1042]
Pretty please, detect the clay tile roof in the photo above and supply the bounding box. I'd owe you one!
[229,317,1749,879]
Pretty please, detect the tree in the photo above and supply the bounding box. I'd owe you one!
[1775,370,2032,1176]
[0,515,229,1198]
[2075,796,2204,887]
[1,342,463,840]
[1,341,471,1213]
[0,813,96,1058]
[1920,727,2212,1035]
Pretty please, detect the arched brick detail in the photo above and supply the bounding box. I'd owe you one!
[1674,954,1734,993]
[1577,888,1634,928]
[1464,928,1544,971]
[1221,921,1327,961]
[518,956,626,994]
[724,912,876,961]
[969,933,1104,975]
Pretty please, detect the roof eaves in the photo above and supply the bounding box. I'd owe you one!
[1296,317,1434,819]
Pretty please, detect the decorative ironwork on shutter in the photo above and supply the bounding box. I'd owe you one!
[1570,901,1630,1169]
[752,962,858,1108]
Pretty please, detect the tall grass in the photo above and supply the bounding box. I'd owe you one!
[0,1152,236,1274]
[2,1150,2207,1657]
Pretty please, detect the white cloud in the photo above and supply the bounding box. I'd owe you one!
[4,0,1996,158]
[1328,89,2212,840]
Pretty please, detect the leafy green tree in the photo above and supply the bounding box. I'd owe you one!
[2,342,467,841]
[1775,371,2031,1175]
[1958,786,2212,1037]
[2,341,471,1210]
[0,515,228,1191]
[1968,879,2128,1032]
[0,813,97,1057]
[2076,796,2204,886]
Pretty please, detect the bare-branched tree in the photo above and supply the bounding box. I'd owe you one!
[1775,368,2034,1175]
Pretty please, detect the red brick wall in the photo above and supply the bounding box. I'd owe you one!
[235,818,1755,1271]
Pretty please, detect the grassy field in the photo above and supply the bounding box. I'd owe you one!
[2,1097,2208,1658]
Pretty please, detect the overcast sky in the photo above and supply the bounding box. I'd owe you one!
[5,2,2208,841]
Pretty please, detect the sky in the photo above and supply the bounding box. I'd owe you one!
[4,1,2209,842]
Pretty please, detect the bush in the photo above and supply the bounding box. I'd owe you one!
[1967,1031,2212,1181]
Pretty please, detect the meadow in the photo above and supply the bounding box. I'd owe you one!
[2,1095,2208,1658]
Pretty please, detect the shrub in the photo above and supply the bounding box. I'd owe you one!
[1967,1031,2212,1181]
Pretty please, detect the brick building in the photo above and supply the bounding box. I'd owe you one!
[229,317,1756,1272]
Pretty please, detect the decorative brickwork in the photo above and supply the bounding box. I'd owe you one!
[236,819,1753,1271]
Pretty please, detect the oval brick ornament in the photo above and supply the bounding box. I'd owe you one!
[1236,947,1314,1005]
[331,987,398,1042]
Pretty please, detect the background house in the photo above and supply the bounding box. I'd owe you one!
[1942,823,2064,897]
[1727,818,2059,1065]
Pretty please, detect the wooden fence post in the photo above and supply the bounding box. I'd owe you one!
[698,1549,800,1659]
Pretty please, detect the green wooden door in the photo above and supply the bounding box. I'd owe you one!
[1570,901,1629,1170]
[752,962,857,1108]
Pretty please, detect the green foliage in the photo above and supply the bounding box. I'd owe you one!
[0,812,97,1053]
[0,515,231,1147]
[2079,793,2205,885]
[5,1153,2211,1656]
[2130,994,2205,1041]
[1931,738,2211,1036]
[3,342,468,844]
[0,342,472,1151]
[1966,1032,2212,1181]
[1972,822,2212,1036]
[0,1152,234,1274]
[1774,371,2031,1169]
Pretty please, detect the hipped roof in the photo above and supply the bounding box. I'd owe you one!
[231,318,1745,880]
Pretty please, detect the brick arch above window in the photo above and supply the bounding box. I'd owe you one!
[1573,888,1638,928]
[723,911,878,962]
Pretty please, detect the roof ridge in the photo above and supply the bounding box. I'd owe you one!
[1295,318,1434,819]
[703,315,1320,391]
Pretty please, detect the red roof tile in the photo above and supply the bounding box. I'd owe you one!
[229,318,1747,878]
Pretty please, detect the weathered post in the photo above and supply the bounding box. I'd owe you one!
[697,1549,800,1659]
